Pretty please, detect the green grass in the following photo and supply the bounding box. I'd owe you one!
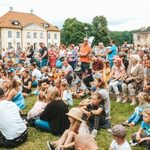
[1,96,147,150]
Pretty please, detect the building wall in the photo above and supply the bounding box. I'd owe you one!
[133,33,150,47]
[22,24,47,50]
[1,28,22,49]
[47,31,60,48]
[0,24,61,50]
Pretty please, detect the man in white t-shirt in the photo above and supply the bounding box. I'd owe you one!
[109,124,131,150]
[0,88,27,148]
[62,60,73,86]
[30,62,42,87]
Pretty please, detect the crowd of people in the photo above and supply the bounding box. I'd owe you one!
[0,38,150,149]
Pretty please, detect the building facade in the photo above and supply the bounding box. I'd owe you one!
[133,32,150,47]
[0,9,60,50]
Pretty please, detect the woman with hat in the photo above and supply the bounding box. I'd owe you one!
[48,107,84,150]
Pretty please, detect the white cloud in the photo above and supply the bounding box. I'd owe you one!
[0,0,150,31]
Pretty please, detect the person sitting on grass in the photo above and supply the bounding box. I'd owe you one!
[130,108,150,149]
[22,69,32,97]
[62,80,73,106]
[47,107,84,150]
[27,90,47,121]
[34,87,70,135]
[5,79,25,110]
[91,78,111,129]
[109,124,131,150]
[0,88,28,149]
[73,80,87,99]
[80,92,107,138]
[74,133,100,150]
[122,92,150,127]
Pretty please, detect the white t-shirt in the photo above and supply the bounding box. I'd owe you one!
[32,68,42,80]
[110,140,131,150]
[62,65,73,77]
[0,100,27,140]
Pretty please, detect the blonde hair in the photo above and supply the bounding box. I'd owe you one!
[137,92,150,103]
[69,117,80,132]
[143,108,150,115]
[47,87,60,102]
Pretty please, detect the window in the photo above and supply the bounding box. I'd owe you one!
[33,32,37,38]
[16,32,20,38]
[54,33,57,39]
[27,43,30,46]
[54,43,57,46]
[8,31,12,38]
[17,42,20,50]
[48,33,51,39]
[8,42,12,48]
[40,33,44,39]
[27,32,30,38]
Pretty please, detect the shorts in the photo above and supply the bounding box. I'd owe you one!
[81,62,90,73]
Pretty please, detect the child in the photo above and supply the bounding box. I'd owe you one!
[122,92,150,127]
[109,124,131,150]
[92,78,111,129]
[130,108,150,149]
[73,80,87,99]
[62,80,73,106]
[80,92,106,138]
[47,107,84,150]
[27,90,47,120]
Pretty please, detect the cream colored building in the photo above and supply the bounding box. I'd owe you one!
[133,32,150,47]
[0,8,60,50]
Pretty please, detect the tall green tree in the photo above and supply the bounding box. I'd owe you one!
[92,16,109,45]
[108,31,133,46]
[61,18,86,46]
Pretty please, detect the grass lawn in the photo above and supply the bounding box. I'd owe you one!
[1,95,147,150]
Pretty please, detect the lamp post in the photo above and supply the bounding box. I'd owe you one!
[84,27,88,38]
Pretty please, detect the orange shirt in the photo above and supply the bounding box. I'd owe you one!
[79,44,91,63]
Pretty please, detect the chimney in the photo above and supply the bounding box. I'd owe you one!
[9,7,13,12]
[30,9,34,14]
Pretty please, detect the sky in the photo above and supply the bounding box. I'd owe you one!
[0,0,150,31]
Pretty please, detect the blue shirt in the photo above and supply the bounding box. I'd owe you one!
[108,44,117,60]
[141,121,150,136]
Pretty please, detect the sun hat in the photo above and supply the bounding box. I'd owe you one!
[66,108,83,122]
[111,124,126,138]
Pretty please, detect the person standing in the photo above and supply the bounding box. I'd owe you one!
[39,42,48,67]
[107,40,117,68]
[79,38,91,77]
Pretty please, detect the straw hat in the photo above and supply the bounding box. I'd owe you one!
[66,108,83,122]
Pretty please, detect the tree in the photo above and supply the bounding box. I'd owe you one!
[108,31,133,46]
[61,18,86,46]
[92,16,109,45]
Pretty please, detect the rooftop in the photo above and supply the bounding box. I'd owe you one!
[0,10,60,32]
